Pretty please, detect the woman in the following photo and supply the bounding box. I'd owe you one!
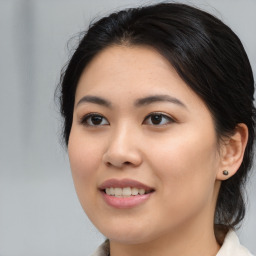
[58,2,255,255]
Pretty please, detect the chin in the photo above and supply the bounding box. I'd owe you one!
[97,222,156,245]
[106,233,151,245]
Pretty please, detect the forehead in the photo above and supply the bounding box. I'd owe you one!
[77,46,183,91]
[78,45,175,89]
[75,45,206,112]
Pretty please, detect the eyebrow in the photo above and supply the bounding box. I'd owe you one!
[134,95,187,108]
[76,94,187,109]
[76,95,112,108]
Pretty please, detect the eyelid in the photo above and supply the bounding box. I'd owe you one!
[79,112,109,126]
[143,112,176,125]
[78,111,175,126]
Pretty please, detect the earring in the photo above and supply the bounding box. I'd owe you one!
[223,170,229,176]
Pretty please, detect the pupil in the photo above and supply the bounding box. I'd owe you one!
[151,115,162,124]
[91,115,102,125]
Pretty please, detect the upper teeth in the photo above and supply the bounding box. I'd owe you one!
[105,187,146,197]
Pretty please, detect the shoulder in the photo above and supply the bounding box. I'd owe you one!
[217,230,254,256]
[91,240,110,256]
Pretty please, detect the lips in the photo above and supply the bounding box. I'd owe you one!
[99,178,154,194]
[99,178,155,208]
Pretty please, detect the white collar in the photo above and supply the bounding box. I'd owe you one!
[216,230,254,256]
[92,231,254,256]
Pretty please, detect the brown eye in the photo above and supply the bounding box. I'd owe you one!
[81,114,109,126]
[150,114,162,125]
[143,113,174,126]
[91,115,103,125]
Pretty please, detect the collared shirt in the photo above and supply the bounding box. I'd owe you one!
[216,231,254,256]
[91,231,254,256]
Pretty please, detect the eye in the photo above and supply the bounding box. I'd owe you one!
[143,112,174,126]
[80,113,109,126]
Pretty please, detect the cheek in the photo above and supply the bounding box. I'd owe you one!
[146,129,219,211]
[148,129,218,173]
[68,130,102,179]
[67,128,106,216]
[67,128,105,210]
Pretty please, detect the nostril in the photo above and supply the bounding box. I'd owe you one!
[105,161,131,168]
[106,162,112,167]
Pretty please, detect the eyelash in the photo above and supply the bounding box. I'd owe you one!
[79,112,175,127]
[143,112,175,126]
[80,113,109,127]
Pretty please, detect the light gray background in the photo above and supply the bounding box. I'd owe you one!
[0,0,255,255]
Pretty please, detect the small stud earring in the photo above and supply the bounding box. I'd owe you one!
[223,170,229,176]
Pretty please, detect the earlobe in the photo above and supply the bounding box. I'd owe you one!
[216,123,248,181]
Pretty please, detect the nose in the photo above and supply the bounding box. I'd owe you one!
[102,125,142,168]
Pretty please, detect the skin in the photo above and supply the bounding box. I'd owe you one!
[68,45,248,256]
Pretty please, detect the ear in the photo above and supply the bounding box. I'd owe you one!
[216,123,248,181]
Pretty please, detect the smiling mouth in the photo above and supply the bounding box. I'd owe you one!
[99,179,155,208]
[103,187,154,197]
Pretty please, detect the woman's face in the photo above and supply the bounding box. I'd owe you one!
[68,45,222,244]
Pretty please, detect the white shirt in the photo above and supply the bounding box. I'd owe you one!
[216,230,254,256]
[91,230,254,256]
